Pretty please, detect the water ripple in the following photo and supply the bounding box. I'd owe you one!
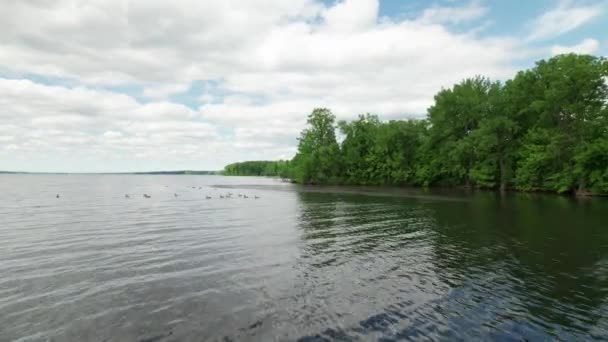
[1,175,607,341]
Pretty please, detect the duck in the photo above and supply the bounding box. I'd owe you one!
[56,194,60,199]
[143,194,151,198]
[220,195,225,199]
[125,194,130,198]
[174,193,179,197]
[206,195,212,199]
[254,195,259,199]
[244,195,249,199]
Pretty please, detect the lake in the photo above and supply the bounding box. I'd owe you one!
[1,175,607,341]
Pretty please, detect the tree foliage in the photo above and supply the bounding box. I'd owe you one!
[223,160,291,178]
[291,108,342,184]
[224,54,608,195]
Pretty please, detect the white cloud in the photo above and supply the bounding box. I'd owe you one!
[418,1,488,25]
[0,135,15,142]
[528,0,603,41]
[0,78,298,171]
[103,131,123,139]
[322,0,379,32]
[0,0,529,171]
[0,78,219,165]
[551,38,600,55]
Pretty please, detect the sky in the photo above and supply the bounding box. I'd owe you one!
[1,0,607,172]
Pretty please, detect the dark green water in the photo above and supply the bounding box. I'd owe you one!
[1,175,607,341]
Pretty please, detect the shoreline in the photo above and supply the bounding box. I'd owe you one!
[235,175,608,198]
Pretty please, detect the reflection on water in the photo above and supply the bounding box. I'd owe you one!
[293,191,608,341]
[0,175,607,341]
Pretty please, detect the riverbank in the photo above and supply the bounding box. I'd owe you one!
[254,176,608,198]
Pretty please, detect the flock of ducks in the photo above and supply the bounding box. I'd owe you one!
[130,191,259,200]
[56,188,260,200]
[216,193,260,199]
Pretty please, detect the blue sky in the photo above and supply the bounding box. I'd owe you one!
[0,0,606,172]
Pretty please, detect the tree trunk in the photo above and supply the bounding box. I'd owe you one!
[575,179,592,197]
[464,177,471,189]
[499,154,507,193]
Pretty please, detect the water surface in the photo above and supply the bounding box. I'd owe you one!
[1,175,607,341]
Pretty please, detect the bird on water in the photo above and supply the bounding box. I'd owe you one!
[206,196,212,199]
[143,194,151,198]
[125,194,130,198]
[56,194,60,198]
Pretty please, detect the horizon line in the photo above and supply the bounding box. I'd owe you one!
[0,170,223,175]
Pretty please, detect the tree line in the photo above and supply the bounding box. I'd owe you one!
[225,54,608,195]
[223,160,291,178]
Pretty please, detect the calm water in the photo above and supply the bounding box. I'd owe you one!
[1,175,608,341]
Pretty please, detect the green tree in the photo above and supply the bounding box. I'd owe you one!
[292,108,341,184]
[512,54,608,193]
[339,115,427,185]
[223,160,291,177]
[223,54,608,196]
[369,119,427,185]
[427,76,497,187]
[469,82,518,190]
[338,114,381,184]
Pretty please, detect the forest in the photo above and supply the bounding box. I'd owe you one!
[224,54,608,195]
[223,160,291,177]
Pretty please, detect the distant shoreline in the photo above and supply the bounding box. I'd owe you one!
[0,170,222,175]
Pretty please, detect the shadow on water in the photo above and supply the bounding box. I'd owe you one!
[293,190,608,341]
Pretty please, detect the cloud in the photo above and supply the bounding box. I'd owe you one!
[0,78,299,171]
[0,0,527,171]
[551,38,600,55]
[418,1,488,25]
[528,0,603,41]
[0,0,323,86]
[322,0,379,32]
[0,78,217,164]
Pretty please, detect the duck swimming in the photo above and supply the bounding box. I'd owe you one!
[143,194,151,198]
